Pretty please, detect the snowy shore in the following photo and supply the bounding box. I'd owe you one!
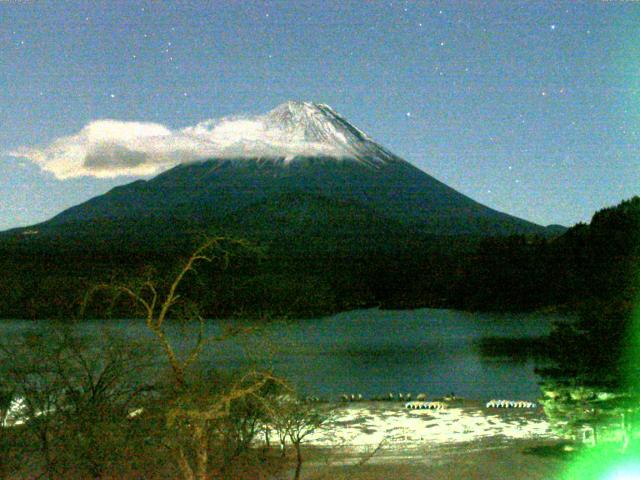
[306,401,555,451]
[294,401,565,479]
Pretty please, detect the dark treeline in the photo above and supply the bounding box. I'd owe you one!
[0,197,637,320]
[530,198,640,452]
[538,197,640,387]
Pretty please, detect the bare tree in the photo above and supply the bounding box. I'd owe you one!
[84,237,256,388]
[0,326,157,479]
[0,331,66,479]
[266,395,332,480]
[83,236,288,480]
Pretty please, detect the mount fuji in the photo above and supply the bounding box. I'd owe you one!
[6,101,554,247]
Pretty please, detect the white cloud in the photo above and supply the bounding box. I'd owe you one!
[9,120,185,179]
[9,106,351,180]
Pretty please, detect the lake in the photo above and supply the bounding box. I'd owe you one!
[0,308,568,401]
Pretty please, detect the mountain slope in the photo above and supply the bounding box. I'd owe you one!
[35,157,542,237]
[220,190,422,254]
[6,101,549,240]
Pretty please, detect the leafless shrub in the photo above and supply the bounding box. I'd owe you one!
[0,326,159,479]
[263,393,333,480]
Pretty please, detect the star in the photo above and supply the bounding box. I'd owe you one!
[541,91,547,97]
[110,93,116,99]
[550,24,557,31]
[406,112,412,118]
[440,41,445,46]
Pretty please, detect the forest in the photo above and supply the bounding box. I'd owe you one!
[0,197,637,322]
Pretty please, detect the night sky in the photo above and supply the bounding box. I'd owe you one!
[1,0,638,230]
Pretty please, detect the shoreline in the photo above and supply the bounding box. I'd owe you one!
[287,401,567,479]
[306,401,555,449]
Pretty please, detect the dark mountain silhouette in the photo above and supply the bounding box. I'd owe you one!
[5,101,554,242]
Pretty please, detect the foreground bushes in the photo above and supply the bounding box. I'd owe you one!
[0,325,330,479]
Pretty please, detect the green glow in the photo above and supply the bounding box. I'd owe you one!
[558,256,640,476]
[603,462,640,480]
[623,300,640,393]
[561,443,640,480]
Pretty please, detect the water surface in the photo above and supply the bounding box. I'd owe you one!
[0,308,566,401]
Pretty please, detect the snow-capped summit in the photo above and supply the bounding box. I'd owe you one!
[181,101,398,167]
[263,101,365,145]
[260,101,397,166]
